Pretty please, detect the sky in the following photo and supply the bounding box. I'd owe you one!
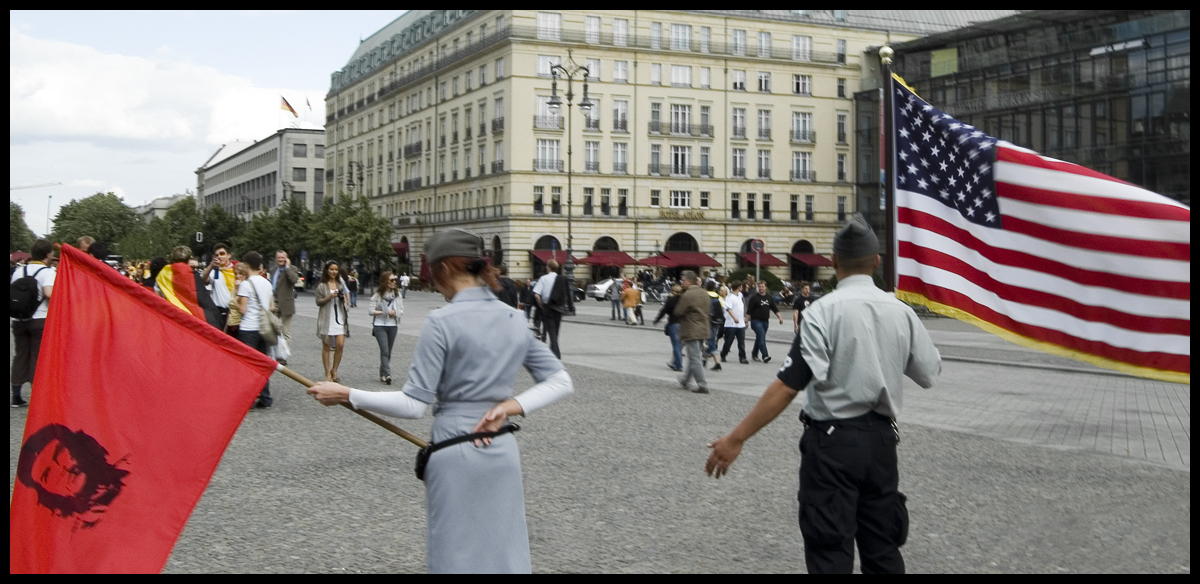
[10,10,407,236]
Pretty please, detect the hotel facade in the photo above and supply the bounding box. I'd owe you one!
[325,10,1013,282]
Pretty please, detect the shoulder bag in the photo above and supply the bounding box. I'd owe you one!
[252,278,282,346]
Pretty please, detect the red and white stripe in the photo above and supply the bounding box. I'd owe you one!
[897,141,1190,379]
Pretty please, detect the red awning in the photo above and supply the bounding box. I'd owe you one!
[738,252,788,267]
[791,253,833,267]
[529,250,580,264]
[663,251,721,267]
[391,242,409,257]
[638,255,678,268]
[11,251,31,262]
[577,251,638,267]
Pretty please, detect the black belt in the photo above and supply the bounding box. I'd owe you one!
[414,423,520,481]
[800,410,899,444]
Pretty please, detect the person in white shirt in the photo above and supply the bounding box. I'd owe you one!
[399,273,411,299]
[235,251,275,408]
[10,239,56,408]
[719,281,748,364]
[202,243,236,331]
[370,271,403,384]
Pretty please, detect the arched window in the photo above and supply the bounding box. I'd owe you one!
[790,239,815,281]
[665,232,698,252]
[535,235,561,250]
[593,236,619,251]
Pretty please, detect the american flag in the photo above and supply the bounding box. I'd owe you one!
[890,76,1190,384]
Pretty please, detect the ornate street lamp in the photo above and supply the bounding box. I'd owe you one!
[345,161,365,198]
[547,50,593,316]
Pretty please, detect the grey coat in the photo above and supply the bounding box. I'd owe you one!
[271,265,300,316]
[674,284,711,342]
[314,279,350,339]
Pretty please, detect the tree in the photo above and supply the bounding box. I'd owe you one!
[49,192,141,249]
[162,196,206,257]
[10,201,37,253]
[311,194,393,269]
[199,204,243,258]
[117,216,174,261]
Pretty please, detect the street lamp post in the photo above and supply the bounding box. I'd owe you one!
[547,50,593,316]
[345,161,365,198]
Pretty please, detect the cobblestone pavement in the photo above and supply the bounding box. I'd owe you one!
[9,290,1190,573]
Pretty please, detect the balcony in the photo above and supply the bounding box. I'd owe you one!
[791,170,816,182]
[613,119,628,132]
[791,130,816,143]
[403,177,422,190]
[732,126,746,139]
[479,164,486,176]
[464,168,471,179]
[763,208,772,221]
[404,142,422,157]
[732,167,746,179]
[479,123,486,137]
[534,115,563,130]
[758,128,772,141]
[837,172,847,183]
[649,120,662,134]
[492,117,505,133]
[533,158,563,172]
[791,209,800,222]
[612,162,627,174]
[648,162,662,176]
[492,160,505,173]
[757,168,772,180]
[747,207,756,220]
[670,165,714,178]
[452,131,459,144]
[584,118,600,131]
[670,121,690,135]
[584,161,600,173]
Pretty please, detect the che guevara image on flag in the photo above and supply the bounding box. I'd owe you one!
[10,245,279,574]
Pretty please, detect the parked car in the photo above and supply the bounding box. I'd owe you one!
[586,278,620,301]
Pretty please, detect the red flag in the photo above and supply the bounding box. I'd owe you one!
[10,245,279,573]
[889,76,1189,384]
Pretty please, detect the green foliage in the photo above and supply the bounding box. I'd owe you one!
[310,193,393,268]
[10,202,37,253]
[726,267,784,291]
[49,192,141,249]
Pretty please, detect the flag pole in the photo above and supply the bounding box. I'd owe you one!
[879,46,897,292]
[275,364,429,448]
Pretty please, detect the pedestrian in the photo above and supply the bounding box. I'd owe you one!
[223,262,250,337]
[720,281,748,364]
[270,250,301,362]
[705,214,942,574]
[76,236,94,254]
[400,272,410,298]
[792,281,815,333]
[653,285,684,371]
[634,283,646,325]
[315,261,351,382]
[10,239,56,408]
[673,271,711,394]
[533,259,568,359]
[495,265,520,309]
[746,281,783,363]
[202,243,236,331]
[370,270,402,384]
[519,279,536,324]
[307,228,574,573]
[622,280,639,325]
[607,276,624,320]
[348,269,359,308]
[235,251,275,409]
[156,246,221,329]
[144,257,166,290]
[703,280,724,371]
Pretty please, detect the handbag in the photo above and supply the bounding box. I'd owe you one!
[253,281,281,346]
[414,423,519,481]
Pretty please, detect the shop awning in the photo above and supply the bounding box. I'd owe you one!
[662,251,721,267]
[638,255,678,268]
[391,242,409,257]
[738,252,788,267]
[11,251,31,262]
[791,253,833,267]
[529,250,581,264]
[577,251,638,267]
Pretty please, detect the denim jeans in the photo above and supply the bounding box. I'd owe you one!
[666,323,682,370]
[349,289,358,307]
[721,327,747,361]
[611,297,625,320]
[373,325,398,377]
[237,329,272,405]
[707,323,722,356]
[750,319,770,359]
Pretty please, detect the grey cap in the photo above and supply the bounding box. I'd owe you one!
[424,228,485,264]
[832,213,880,259]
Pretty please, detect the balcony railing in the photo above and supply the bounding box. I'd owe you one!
[649,120,662,134]
[671,121,691,135]
[403,177,422,190]
[669,165,714,178]
[732,126,746,139]
[648,162,662,175]
[440,173,446,183]
[838,132,848,144]
[452,131,459,144]
[837,172,847,183]
[584,118,600,131]
[464,168,471,178]
[479,164,486,176]
[791,130,816,143]
[584,161,600,173]
[747,207,756,220]
[613,119,628,132]
[791,170,817,182]
[757,168,772,180]
[732,167,746,178]
[492,160,505,173]
[492,117,505,133]
[534,115,564,130]
[758,128,772,140]
[613,162,627,174]
[533,158,563,172]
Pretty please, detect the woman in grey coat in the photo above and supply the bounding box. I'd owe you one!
[308,229,573,573]
[314,261,350,382]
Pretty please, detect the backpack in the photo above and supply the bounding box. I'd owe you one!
[709,295,724,326]
[497,277,519,308]
[10,266,47,319]
[546,275,570,313]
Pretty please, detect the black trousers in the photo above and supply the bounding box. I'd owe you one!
[720,326,746,361]
[541,309,563,359]
[10,319,45,387]
[798,411,908,574]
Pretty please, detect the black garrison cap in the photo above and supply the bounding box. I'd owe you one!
[425,228,485,264]
[832,213,880,259]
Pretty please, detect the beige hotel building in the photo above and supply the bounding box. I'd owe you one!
[325,10,1006,282]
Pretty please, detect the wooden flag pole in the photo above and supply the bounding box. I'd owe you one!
[276,364,429,448]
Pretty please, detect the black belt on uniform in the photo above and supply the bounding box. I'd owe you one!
[800,410,899,444]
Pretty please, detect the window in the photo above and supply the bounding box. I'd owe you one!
[671,145,691,175]
[613,142,627,173]
[671,65,691,87]
[496,57,505,79]
[758,71,771,93]
[758,32,771,58]
[494,97,503,120]
[837,114,848,143]
[585,99,599,129]
[650,189,661,207]
[618,189,629,216]
[551,186,562,214]
[837,154,847,182]
[732,70,746,91]
[732,148,746,177]
[747,192,756,220]
[700,106,711,134]
[536,139,560,170]
[837,78,846,98]
[583,187,594,215]
[440,82,447,101]
[586,16,601,44]
[650,144,661,174]
[613,61,628,83]
[494,141,503,165]
[586,59,600,81]
[757,150,771,178]
[671,104,691,134]
[837,39,847,65]
[464,147,471,173]
[792,112,813,141]
[613,19,628,46]
[758,109,771,140]
[700,27,711,53]
[762,193,771,220]
[536,96,558,125]
[837,196,847,222]
[601,187,611,215]
[700,191,709,208]
[585,141,599,172]
[793,151,813,180]
[672,24,691,51]
[538,55,561,77]
[293,143,307,157]
[793,35,812,61]
[671,190,690,208]
[315,145,324,158]
[651,22,662,49]
[650,102,662,132]
[731,193,740,219]
[293,167,307,181]
[651,64,662,85]
[613,100,628,131]
[700,67,710,89]
[537,12,562,41]
[465,71,473,91]
[805,194,814,221]
[733,30,746,56]
[790,194,799,221]
[700,146,710,175]
[479,65,487,85]
[732,108,746,138]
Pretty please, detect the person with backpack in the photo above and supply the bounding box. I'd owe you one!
[703,280,725,372]
[10,239,56,408]
[533,259,567,359]
[495,265,520,309]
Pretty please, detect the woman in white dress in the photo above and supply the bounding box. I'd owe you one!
[314,260,350,382]
[308,229,573,573]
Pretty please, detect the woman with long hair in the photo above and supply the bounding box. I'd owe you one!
[315,260,350,382]
[370,270,402,384]
[307,229,573,573]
